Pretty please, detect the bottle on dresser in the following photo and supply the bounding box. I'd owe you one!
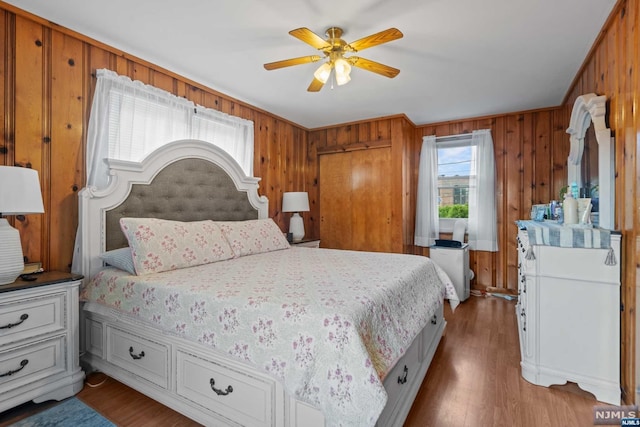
[563,191,578,225]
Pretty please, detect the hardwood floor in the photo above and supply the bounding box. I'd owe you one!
[0,296,602,426]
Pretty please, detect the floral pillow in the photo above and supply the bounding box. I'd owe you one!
[216,218,290,257]
[119,218,235,275]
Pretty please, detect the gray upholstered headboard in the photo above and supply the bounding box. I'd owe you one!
[105,158,258,251]
[78,139,268,280]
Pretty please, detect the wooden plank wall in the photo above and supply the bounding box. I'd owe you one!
[307,115,401,243]
[563,0,639,404]
[415,109,569,291]
[0,4,312,272]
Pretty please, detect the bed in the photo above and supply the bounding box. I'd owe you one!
[75,139,458,427]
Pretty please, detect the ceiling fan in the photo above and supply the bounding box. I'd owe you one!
[264,27,403,92]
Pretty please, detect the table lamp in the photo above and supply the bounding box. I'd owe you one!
[282,192,310,242]
[0,166,45,285]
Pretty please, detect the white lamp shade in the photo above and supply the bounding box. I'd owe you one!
[0,166,45,215]
[282,192,309,213]
[0,166,44,285]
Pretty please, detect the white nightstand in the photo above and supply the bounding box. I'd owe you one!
[290,239,321,248]
[0,271,85,412]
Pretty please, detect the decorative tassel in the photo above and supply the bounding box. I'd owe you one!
[525,247,536,260]
[604,247,617,266]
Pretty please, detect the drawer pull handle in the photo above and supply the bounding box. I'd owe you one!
[1,313,29,330]
[128,346,145,360]
[210,378,233,396]
[0,359,28,378]
[431,315,437,325]
[397,365,408,384]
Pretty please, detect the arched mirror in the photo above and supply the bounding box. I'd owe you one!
[566,94,614,230]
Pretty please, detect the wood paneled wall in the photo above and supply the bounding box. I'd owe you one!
[562,0,639,404]
[307,115,416,252]
[2,0,636,405]
[0,4,312,273]
[415,109,570,291]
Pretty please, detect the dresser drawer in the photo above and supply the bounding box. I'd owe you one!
[106,326,169,389]
[177,349,276,427]
[0,292,66,347]
[536,245,619,283]
[0,336,66,393]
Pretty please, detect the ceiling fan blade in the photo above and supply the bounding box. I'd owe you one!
[264,55,322,70]
[289,28,331,50]
[307,77,325,92]
[348,57,400,78]
[347,28,403,52]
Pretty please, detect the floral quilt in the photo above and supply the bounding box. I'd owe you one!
[81,247,458,427]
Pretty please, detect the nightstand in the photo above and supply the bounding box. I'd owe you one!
[0,271,85,412]
[290,239,321,248]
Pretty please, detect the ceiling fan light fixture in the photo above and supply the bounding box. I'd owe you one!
[265,26,403,92]
[313,62,332,84]
[334,58,352,86]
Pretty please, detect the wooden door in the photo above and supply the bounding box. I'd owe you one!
[319,148,392,252]
[319,153,353,250]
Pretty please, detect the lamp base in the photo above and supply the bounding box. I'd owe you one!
[0,218,25,285]
[289,212,305,242]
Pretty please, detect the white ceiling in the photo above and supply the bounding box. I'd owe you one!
[5,0,616,129]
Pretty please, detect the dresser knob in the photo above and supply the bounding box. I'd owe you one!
[397,365,408,384]
[128,346,145,360]
[0,359,28,378]
[210,378,233,396]
[0,313,29,330]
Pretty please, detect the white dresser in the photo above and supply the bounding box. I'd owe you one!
[516,224,621,404]
[0,272,85,412]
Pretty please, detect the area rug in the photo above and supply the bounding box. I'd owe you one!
[10,397,115,427]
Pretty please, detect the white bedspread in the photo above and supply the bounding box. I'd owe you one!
[81,247,458,426]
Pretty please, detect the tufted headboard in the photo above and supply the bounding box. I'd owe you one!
[105,158,258,251]
[77,139,268,279]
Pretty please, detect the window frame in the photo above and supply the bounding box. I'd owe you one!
[436,135,473,234]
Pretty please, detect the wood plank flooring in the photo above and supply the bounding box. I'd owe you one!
[0,296,602,426]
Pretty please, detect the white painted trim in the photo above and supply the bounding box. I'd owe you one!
[77,139,268,280]
[566,94,614,230]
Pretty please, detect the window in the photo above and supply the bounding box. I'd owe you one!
[415,130,497,251]
[437,137,473,231]
[87,69,254,191]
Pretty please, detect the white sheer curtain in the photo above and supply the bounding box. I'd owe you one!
[468,129,498,251]
[414,130,498,251]
[415,135,439,247]
[87,68,254,191]
[72,69,254,272]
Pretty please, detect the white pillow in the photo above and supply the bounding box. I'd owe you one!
[217,218,290,257]
[119,218,235,275]
[100,247,136,275]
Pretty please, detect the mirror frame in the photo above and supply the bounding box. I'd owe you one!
[566,93,614,230]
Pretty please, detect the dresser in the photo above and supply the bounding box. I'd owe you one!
[0,272,85,412]
[516,223,621,404]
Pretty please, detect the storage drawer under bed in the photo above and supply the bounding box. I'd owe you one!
[176,349,276,427]
[106,325,169,389]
